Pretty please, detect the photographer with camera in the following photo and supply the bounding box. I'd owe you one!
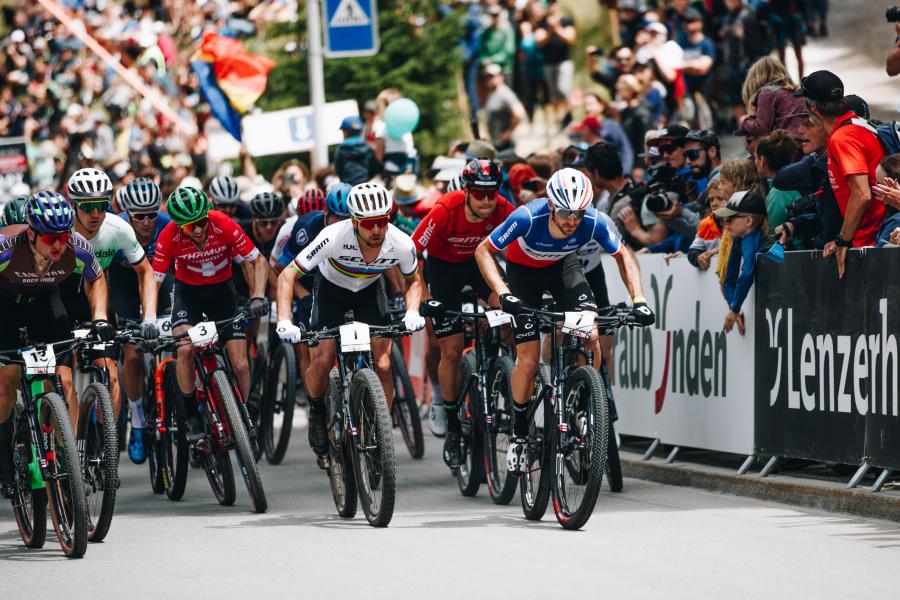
[886,7,900,76]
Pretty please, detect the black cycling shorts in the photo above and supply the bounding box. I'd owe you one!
[310,273,389,330]
[506,253,596,345]
[108,261,174,323]
[58,275,91,327]
[0,291,71,359]
[584,263,611,311]
[425,256,494,338]
[172,280,245,343]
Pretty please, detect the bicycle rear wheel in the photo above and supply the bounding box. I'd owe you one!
[520,364,552,521]
[201,448,235,506]
[326,368,356,518]
[456,352,483,497]
[349,368,396,527]
[484,355,517,505]
[78,382,119,543]
[161,361,188,501]
[11,414,47,549]
[144,362,164,494]
[391,344,423,459]
[551,365,608,530]
[40,392,88,558]
[262,342,296,465]
[213,370,267,513]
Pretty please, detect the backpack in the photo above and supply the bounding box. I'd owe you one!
[841,117,900,156]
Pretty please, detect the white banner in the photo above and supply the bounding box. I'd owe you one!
[602,253,755,455]
[241,100,359,157]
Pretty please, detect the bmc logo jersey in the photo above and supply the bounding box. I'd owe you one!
[488,199,622,267]
[152,210,260,285]
[412,190,514,262]
[292,219,418,293]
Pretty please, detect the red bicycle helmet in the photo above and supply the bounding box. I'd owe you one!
[461,159,502,190]
[296,188,326,215]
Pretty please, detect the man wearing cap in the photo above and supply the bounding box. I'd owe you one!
[573,115,634,176]
[483,63,526,152]
[795,70,885,277]
[391,174,425,236]
[680,8,716,128]
[333,115,379,185]
[714,191,772,334]
[478,4,515,77]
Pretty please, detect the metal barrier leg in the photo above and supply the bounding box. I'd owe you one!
[642,438,660,461]
[871,469,894,493]
[846,461,870,489]
[663,446,680,464]
[737,454,756,475]
[759,455,780,477]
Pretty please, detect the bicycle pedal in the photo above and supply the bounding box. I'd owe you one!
[316,454,330,470]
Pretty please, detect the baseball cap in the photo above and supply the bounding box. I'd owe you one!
[487,4,503,15]
[485,63,503,77]
[844,94,870,120]
[714,191,767,218]
[574,116,603,134]
[682,8,703,22]
[465,140,497,160]
[647,124,689,146]
[645,22,668,35]
[339,116,364,133]
[10,30,25,43]
[392,174,419,205]
[686,129,719,148]
[793,70,844,103]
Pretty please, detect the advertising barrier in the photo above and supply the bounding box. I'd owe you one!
[602,254,755,456]
[755,249,899,469]
[0,137,30,199]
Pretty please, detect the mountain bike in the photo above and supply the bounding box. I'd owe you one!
[299,317,410,527]
[389,333,423,459]
[514,304,637,529]
[1,334,89,557]
[251,312,297,465]
[158,313,267,513]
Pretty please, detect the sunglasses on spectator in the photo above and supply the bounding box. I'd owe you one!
[180,217,208,233]
[469,189,495,201]
[76,200,110,213]
[256,218,280,228]
[556,208,586,220]
[37,231,70,246]
[129,212,158,221]
[357,215,390,230]
[684,148,703,161]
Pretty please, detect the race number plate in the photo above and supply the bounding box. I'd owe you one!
[339,321,371,353]
[187,321,218,346]
[157,316,173,336]
[23,345,56,375]
[561,312,593,339]
[461,302,475,314]
[484,310,512,328]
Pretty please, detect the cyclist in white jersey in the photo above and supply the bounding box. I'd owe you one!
[275,183,425,460]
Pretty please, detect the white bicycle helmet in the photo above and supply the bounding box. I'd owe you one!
[121,177,162,213]
[208,174,240,205]
[67,168,113,201]
[347,182,393,218]
[546,167,594,211]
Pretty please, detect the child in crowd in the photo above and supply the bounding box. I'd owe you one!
[715,190,773,335]
[753,129,802,238]
[687,176,726,271]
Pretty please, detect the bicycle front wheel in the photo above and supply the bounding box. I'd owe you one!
[40,392,88,558]
[11,414,47,549]
[144,362,164,494]
[391,344,423,459]
[484,356,517,505]
[78,382,119,543]
[262,342,296,464]
[551,365,609,530]
[213,370,267,513]
[326,368,356,518]
[161,361,188,501]
[349,368,396,527]
[456,352,483,496]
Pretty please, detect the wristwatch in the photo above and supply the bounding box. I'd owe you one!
[834,234,853,248]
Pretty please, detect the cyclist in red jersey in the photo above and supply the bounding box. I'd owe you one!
[152,188,269,438]
[411,159,514,468]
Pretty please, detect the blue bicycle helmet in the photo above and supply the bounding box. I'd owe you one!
[325,183,352,217]
[25,191,74,234]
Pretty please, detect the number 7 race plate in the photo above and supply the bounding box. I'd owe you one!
[561,312,593,339]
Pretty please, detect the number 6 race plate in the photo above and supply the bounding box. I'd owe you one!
[187,321,218,346]
[561,312,593,339]
[23,345,56,375]
[339,321,371,352]
[157,316,173,335]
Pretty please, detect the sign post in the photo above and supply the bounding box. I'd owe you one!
[306,0,329,170]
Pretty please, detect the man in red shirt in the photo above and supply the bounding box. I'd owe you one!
[795,70,885,277]
[411,159,514,468]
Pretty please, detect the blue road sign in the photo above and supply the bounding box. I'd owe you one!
[323,0,379,58]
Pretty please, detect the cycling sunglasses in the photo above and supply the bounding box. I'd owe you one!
[683,148,703,161]
[38,231,70,246]
[129,212,158,221]
[556,208,586,220]
[256,218,280,228]
[76,200,110,213]
[180,217,209,233]
[468,188,495,201]
[357,215,390,230]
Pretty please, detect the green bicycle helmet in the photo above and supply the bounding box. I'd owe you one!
[2,196,29,226]
[167,186,209,225]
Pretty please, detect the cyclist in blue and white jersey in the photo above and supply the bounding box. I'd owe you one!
[474,168,655,474]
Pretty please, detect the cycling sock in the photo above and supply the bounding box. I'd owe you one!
[178,389,197,418]
[308,396,325,415]
[430,382,443,406]
[129,397,146,429]
[512,401,530,438]
[443,400,460,432]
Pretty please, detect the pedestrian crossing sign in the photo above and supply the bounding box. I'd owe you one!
[324,0,379,58]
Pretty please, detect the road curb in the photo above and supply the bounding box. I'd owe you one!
[620,453,900,522]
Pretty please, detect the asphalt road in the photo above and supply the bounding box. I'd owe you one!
[2,425,899,599]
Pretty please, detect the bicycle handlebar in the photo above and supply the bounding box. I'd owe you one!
[299,321,411,346]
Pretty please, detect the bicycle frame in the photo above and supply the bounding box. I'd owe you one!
[192,343,240,453]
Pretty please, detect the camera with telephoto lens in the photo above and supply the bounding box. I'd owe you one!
[640,163,679,213]
[888,6,900,22]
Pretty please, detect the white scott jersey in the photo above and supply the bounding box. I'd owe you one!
[291,220,418,293]
[82,213,145,272]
